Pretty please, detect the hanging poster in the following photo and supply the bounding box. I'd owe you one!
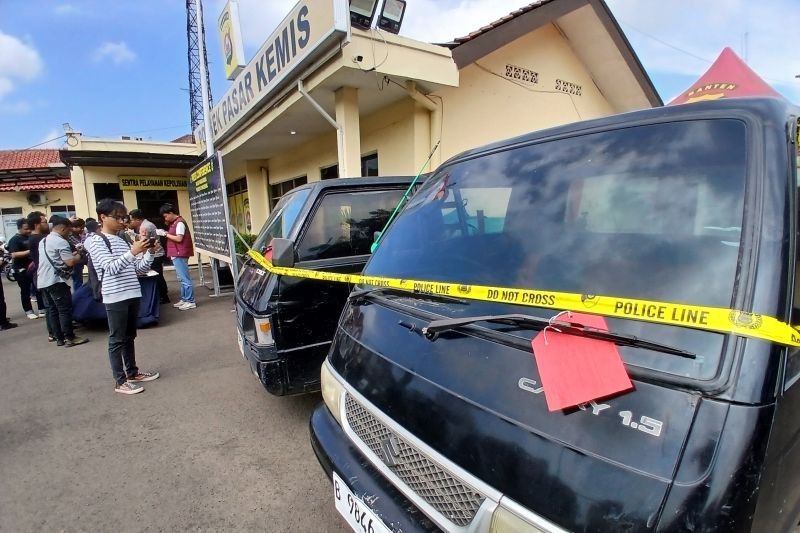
[188,153,232,263]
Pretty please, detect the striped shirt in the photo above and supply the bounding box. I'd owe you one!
[86,232,153,304]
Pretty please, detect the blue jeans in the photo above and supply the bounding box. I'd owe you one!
[172,257,194,303]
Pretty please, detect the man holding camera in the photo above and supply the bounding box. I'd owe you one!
[87,199,160,395]
[37,217,88,347]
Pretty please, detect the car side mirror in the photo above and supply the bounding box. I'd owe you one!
[370,231,383,253]
[271,238,295,268]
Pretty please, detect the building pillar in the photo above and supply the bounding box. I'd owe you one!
[335,86,361,178]
[122,190,137,210]
[70,166,92,219]
[246,159,270,232]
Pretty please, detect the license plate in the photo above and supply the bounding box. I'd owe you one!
[333,472,391,533]
[237,331,245,358]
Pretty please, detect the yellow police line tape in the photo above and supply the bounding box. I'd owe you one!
[247,250,800,347]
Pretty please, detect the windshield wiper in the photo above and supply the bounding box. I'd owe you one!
[349,287,468,306]
[422,313,696,359]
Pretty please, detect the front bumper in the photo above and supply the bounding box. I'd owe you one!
[238,330,322,396]
[310,404,440,533]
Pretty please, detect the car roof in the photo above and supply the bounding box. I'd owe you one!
[291,176,416,195]
[442,97,800,167]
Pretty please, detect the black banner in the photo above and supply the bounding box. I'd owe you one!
[188,153,230,259]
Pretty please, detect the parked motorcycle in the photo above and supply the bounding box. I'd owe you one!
[0,239,15,282]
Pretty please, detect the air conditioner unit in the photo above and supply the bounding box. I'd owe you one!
[27,192,48,205]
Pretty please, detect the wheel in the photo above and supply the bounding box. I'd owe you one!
[4,268,14,283]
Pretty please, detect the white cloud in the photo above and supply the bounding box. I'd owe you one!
[54,4,79,15]
[606,0,800,102]
[92,41,136,64]
[219,0,530,49]
[0,31,44,101]
[399,0,530,43]
[37,128,65,149]
[0,100,33,114]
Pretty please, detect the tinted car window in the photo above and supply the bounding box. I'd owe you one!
[365,120,748,380]
[253,188,310,254]
[297,189,404,261]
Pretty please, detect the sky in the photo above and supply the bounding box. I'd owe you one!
[1,0,799,150]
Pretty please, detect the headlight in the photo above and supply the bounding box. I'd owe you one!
[491,503,555,533]
[254,316,274,345]
[320,361,344,425]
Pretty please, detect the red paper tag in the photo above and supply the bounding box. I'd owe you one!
[531,312,633,411]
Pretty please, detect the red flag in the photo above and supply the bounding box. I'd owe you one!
[531,312,633,411]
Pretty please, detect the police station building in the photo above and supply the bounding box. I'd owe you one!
[56,0,660,238]
[201,0,660,233]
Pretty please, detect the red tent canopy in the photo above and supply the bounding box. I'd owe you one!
[669,47,783,105]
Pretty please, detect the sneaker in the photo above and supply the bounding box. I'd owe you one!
[115,382,144,395]
[26,311,38,320]
[127,371,160,383]
[56,339,65,346]
[0,322,18,331]
[178,302,197,310]
[64,336,89,347]
[172,300,187,308]
[37,311,46,318]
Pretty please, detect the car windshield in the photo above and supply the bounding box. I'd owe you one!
[365,119,748,380]
[252,188,310,254]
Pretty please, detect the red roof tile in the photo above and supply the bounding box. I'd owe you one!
[0,178,72,192]
[170,134,195,144]
[0,149,61,171]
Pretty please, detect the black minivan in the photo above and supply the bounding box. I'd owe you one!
[311,98,800,532]
[235,177,415,396]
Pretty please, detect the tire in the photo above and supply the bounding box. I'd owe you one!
[4,268,14,283]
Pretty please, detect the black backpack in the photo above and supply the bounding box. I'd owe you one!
[87,233,112,302]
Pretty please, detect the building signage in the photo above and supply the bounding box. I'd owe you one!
[197,0,349,146]
[188,154,231,261]
[218,0,246,80]
[119,176,188,190]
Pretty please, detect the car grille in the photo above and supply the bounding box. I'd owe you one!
[344,394,485,527]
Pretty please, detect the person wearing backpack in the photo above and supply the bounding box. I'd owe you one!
[37,217,88,347]
[87,199,160,395]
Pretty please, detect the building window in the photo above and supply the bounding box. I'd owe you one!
[94,183,123,202]
[227,177,251,234]
[270,176,307,208]
[361,153,378,177]
[49,205,76,219]
[320,164,339,181]
[1,207,23,241]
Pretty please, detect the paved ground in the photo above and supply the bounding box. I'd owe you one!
[0,271,347,532]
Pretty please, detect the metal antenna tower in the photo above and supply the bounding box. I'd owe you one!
[186,0,213,139]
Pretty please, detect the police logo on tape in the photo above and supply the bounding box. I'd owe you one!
[581,294,598,308]
[728,311,763,330]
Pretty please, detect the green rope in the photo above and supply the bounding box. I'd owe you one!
[371,141,440,254]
